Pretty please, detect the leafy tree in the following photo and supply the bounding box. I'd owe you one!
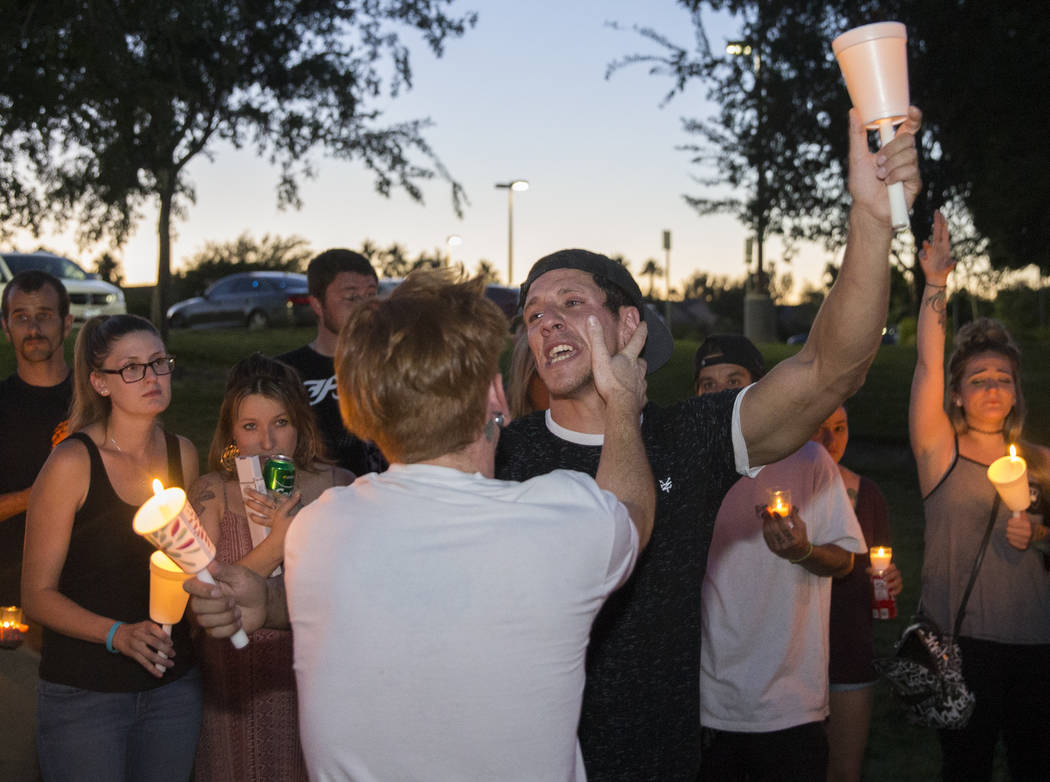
[611,0,1050,300]
[411,249,445,272]
[0,1,476,335]
[640,258,663,298]
[93,252,124,286]
[681,270,746,323]
[608,3,852,293]
[358,239,382,265]
[184,232,313,273]
[378,243,412,279]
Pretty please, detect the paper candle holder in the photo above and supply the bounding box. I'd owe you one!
[832,21,910,230]
[134,481,249,649]
[987,448,1029,514]
[149,551,192,631]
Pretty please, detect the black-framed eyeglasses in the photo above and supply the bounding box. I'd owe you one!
[98,355,176,383]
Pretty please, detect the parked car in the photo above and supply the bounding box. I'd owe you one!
[379,278,520,321]
[0,251,126,323]
[167,271,314,330]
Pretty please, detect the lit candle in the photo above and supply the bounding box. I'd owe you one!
[870,546,893,574]
[0,605,27,648]
[987,445,1029,516]
[134,479,249,649]
[766,488,792,517]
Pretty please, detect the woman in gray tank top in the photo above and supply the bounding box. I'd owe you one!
[910,210,1050,781]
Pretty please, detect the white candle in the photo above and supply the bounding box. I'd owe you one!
[987,445,1029,514]
[134,480,249,649]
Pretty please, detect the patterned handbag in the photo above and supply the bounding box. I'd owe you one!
[873,494,1000,730]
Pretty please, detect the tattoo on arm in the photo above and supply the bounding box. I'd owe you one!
[189,480,217,514]
[923,288,948,330]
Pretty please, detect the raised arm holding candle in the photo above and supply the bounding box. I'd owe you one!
[21,314,202,782]
[832,21,911,230]
[909,213,1050,779]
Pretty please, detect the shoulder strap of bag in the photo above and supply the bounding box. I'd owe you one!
[952,492,1002,638]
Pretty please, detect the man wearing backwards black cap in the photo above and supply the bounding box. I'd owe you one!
[694,334,863,781]
[496,104,922,782]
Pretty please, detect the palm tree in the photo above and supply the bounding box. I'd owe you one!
[476,260,501,285]
[640,258,663,298]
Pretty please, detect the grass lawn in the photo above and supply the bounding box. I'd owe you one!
[3,326,1045,781]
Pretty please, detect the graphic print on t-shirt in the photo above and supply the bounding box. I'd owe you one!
[303,375,338,406]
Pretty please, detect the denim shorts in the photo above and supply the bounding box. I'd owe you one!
[37,666,201,782]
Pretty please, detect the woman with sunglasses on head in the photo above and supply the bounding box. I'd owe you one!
[190,352,353,781]
[911,211,1050,781]
[22,314,202,782]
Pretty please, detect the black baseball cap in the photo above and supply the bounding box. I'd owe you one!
[694,334,766,383]
[519,249,674,374]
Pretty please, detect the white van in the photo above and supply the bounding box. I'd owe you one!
[0,251,126,322]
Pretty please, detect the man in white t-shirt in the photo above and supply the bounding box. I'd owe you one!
[694,335,866,781]
[187,270,655,782]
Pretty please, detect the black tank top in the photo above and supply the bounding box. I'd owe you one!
[39,431,196,691]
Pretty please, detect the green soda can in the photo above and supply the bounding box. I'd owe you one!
[263,455,296,496]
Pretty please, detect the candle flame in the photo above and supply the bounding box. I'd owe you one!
[877,546,886,557]
[1009,444,1018,458]
[152,479,165,496]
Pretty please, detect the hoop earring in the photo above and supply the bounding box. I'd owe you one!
[220,441,240,471]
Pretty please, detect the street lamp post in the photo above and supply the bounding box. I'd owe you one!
[494,179,528,284]
[445,234,462,267]
[727,39,777,343]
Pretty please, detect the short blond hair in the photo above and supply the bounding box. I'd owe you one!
[335,268,509,464]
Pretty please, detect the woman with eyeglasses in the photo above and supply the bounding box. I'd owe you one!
[22,314,202,782]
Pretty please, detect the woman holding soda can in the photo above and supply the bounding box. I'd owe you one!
[190,352,353,781]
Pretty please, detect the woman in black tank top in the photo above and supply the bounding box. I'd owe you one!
[22,314,202,782]
[910,212,1050,781]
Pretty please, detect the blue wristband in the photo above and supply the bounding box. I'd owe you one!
[105,621,124,654]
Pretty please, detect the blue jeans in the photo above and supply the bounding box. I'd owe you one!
[37,666,201,782]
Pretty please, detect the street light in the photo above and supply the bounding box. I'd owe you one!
[726,38,777,343]
[494,179,528,284]
[725,38,766,291]
[445,234,462,267]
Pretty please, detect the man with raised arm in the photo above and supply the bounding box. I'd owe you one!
[495,106,922,781]
[188,270,654,780]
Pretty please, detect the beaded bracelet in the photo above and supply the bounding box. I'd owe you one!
[105,621,125,654]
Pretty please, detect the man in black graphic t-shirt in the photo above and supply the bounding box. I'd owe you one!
[277,249,387,477]
[496,106,922,781]
[0,271,73,605]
